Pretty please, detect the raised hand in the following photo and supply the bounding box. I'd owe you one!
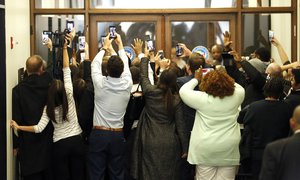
[178,43,192,57]
[131,38,143,55]
[223,31,232,50]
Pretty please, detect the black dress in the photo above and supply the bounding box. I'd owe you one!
[131,57,189,180]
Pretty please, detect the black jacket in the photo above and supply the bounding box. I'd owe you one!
[259,133,300,180]
[12,72,53,176]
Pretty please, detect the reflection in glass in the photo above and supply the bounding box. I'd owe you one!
[90,0,236,9]
[242,13,291,63]
[35,15,85,64]
[171,21,229,50]
[97,22,156,50]
[243,0,291,7]
[35,0,84,8]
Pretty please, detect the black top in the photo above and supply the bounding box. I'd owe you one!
[177,75,197,132]
[243,100,292,156]
[284,89,300,112]
[12,72,53,176]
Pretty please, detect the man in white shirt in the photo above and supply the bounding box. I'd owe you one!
[88,33,132,180]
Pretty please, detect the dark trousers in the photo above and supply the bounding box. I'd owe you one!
[52,135,86,180]
[88,129,125,180]
[23,168,53,180]
[180,159,195,180]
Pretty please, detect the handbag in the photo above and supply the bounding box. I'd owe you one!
[123,84,145,138]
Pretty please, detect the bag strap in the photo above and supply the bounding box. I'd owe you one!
[135,83,141,93]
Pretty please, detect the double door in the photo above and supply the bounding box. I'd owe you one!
[89,14,236,59]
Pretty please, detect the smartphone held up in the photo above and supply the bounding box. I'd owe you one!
[78,36,85,50]
[42,31,52,45]
[268,30,274,42]
[176,44,183,57]
[109,26,117,39]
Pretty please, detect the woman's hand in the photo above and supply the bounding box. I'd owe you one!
[10,120,19,130]
[181,153,188,159]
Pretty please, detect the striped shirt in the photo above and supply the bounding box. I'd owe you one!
[33,67,82,142]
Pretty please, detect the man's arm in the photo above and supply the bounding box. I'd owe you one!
[91,35,110,89]
[271,37,290,64]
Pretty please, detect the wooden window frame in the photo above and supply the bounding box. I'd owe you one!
[30,0,298,61]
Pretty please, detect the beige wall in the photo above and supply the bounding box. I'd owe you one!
[5,0,30,179]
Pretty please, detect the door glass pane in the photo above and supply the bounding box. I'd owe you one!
[243,0,291,7]
[97,22,156,50]
[243,13,291,64]
[171,21,230,51]
[90,0,236,9]
[35,15,85,65]
[35,0,84,8]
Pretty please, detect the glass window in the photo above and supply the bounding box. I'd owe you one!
[35,15,85,64]
[35,0,84,8]
[171,21,230,50]
[243,0,291,8]
[242,13,291,64]
[96,22,156,50]
[90,0,236,9]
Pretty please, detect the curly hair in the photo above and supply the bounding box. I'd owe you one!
[199,69,235,98]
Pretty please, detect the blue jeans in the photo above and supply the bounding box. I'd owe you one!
[88,129,126,180]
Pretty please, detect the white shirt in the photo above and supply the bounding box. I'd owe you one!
[179,79,245,166]
[34,67,82,142]
[91,49,133,128]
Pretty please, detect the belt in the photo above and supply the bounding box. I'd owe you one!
[93,125,123,132]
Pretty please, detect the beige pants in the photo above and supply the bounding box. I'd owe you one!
[195,165,237,180]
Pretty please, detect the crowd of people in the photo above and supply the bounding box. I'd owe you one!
[9,29,300,180]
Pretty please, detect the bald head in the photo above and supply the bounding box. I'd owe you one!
[265,63,282,78]
[293,106,300,124]
[26,55,44,75]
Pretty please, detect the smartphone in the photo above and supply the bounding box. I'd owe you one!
[78,36,85,50]
[42,31,52,45]
[145,35,151,41]
[80,52,85,62]
[109,26,117,39]
[66,21,74,32]
[158,50,164,60]
[221,52,234,66]
[268,30,274,41]
[147,40,154,51]
[176,44,183,57]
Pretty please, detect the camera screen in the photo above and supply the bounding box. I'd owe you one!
[42,31,52,45]
[176,44,183,57]
[147,40,154,51]
[109,26,117,39]
[78,36,85,50]
[66,21,74,32]
[268,30,274,41]
[42,34,49,45]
